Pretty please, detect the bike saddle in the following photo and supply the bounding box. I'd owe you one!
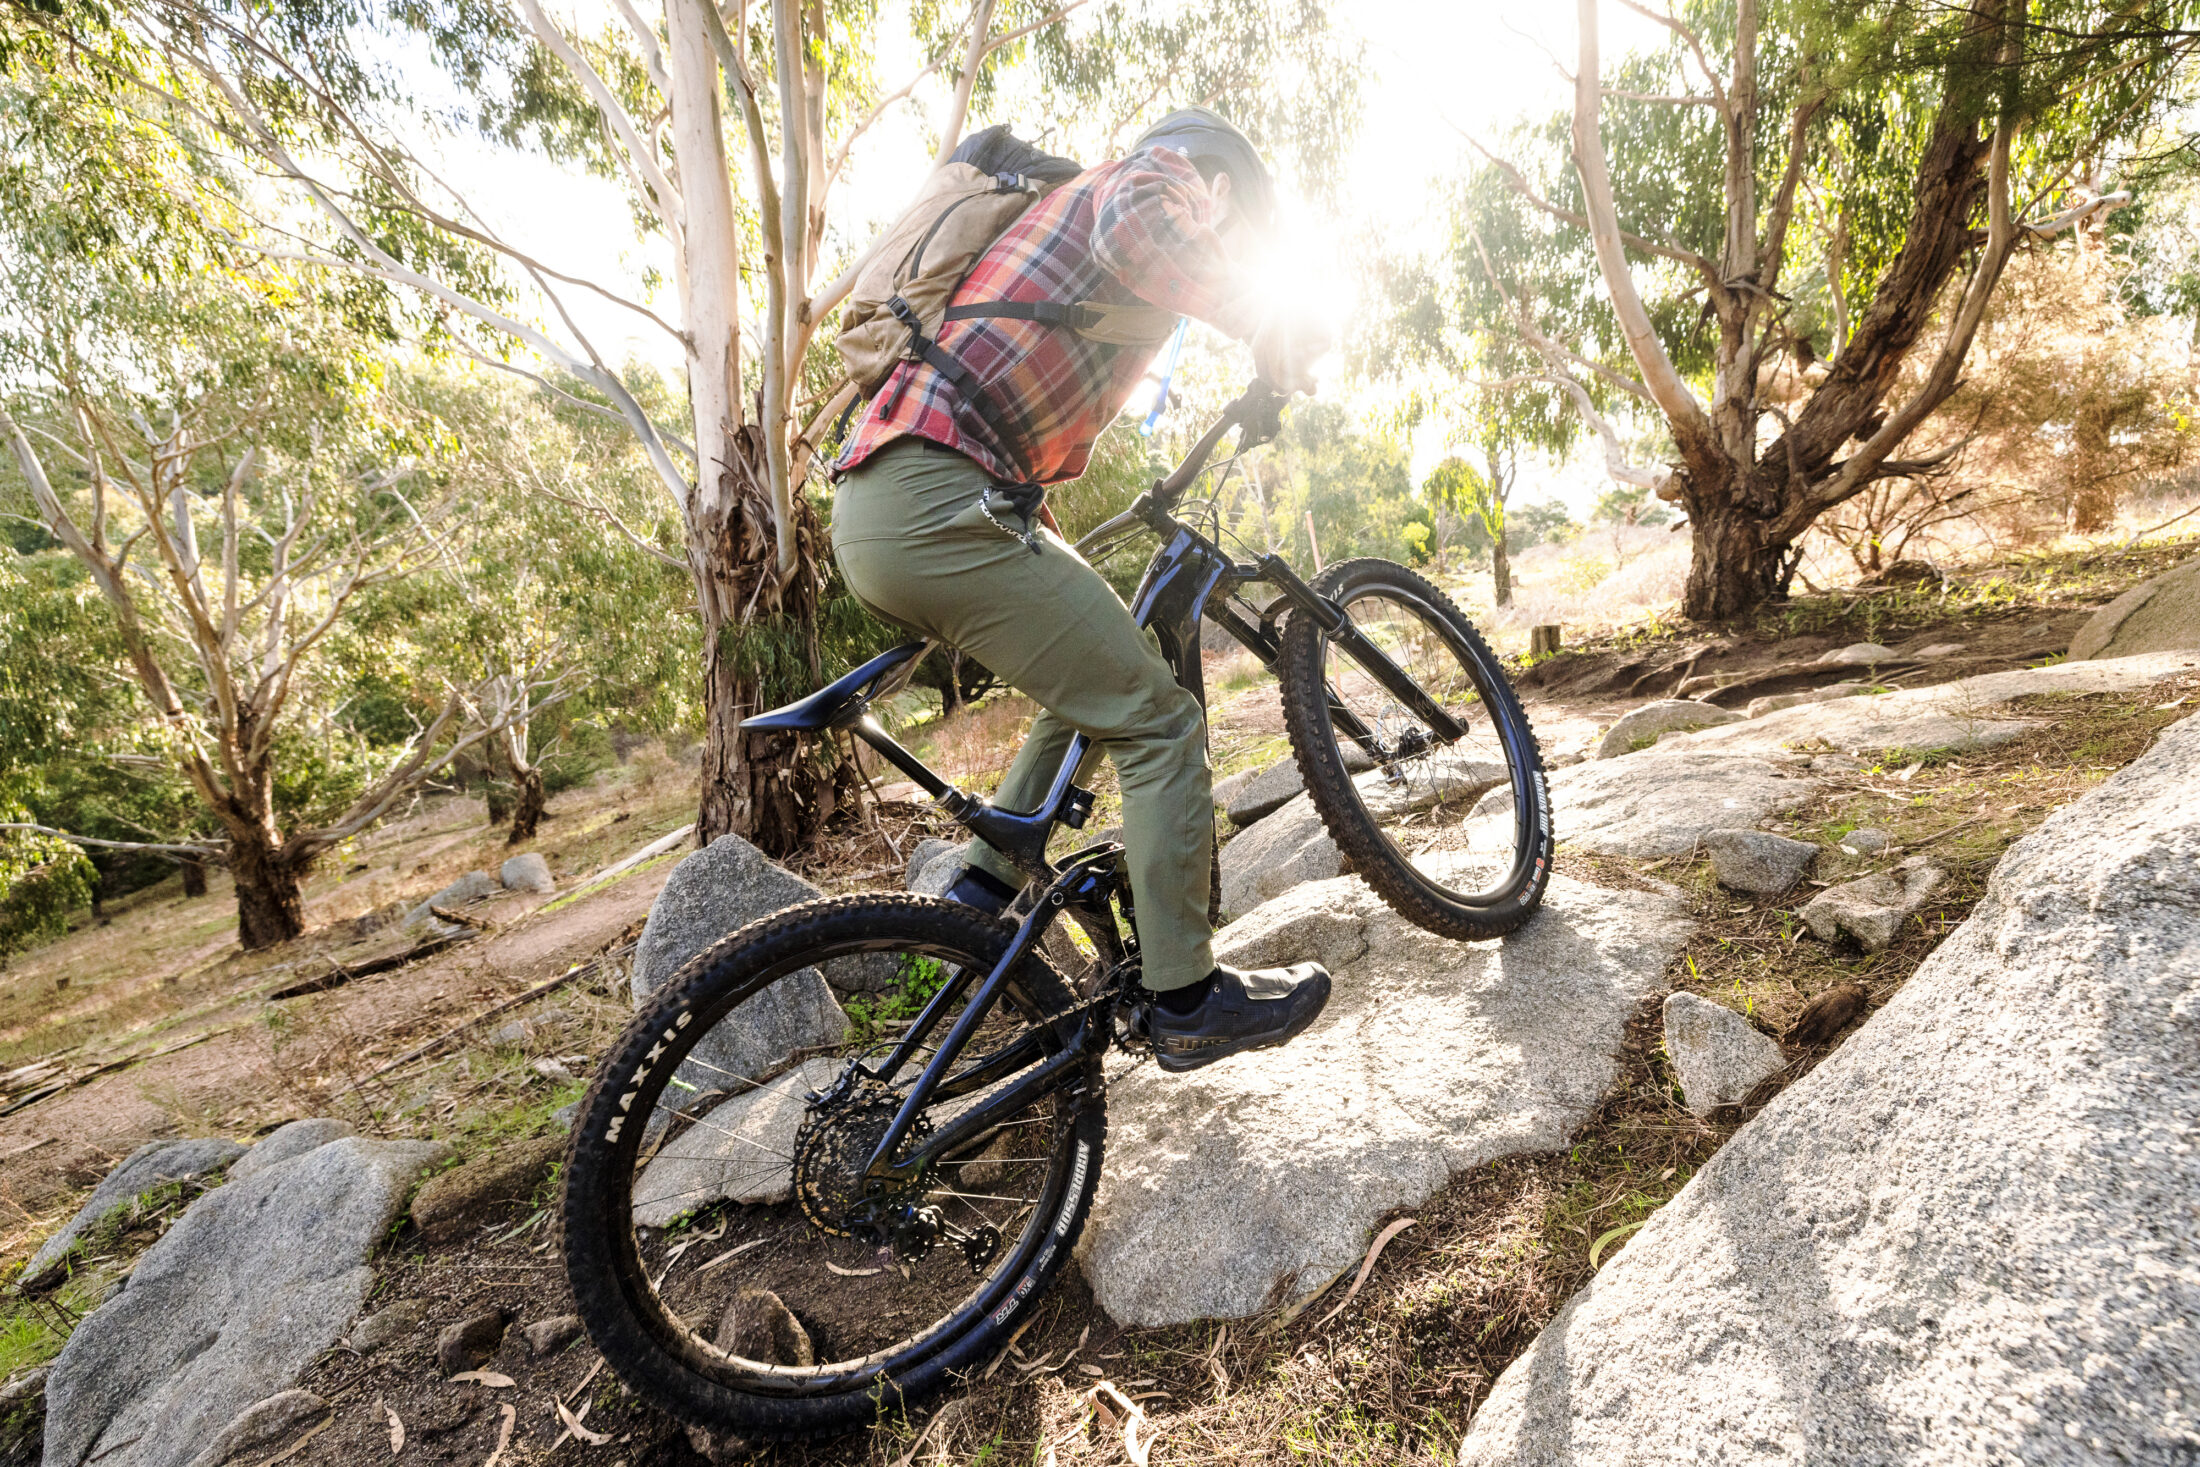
[742,640,930,733]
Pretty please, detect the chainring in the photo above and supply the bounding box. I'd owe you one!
[790,1079,934,1238]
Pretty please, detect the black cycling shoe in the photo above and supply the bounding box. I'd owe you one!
[940,866,1017,917]
[1144,963,1332,1073]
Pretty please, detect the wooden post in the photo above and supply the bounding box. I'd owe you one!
[1530,624,1563,658]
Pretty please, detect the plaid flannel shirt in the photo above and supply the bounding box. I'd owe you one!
[837,146,1261,487]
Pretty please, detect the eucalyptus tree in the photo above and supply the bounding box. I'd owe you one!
[15,0,1360,854]
[0,44,576,945]
[1458,0,2194,618]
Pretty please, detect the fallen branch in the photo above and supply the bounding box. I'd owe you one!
[327,942,635,1100]
[265,933,467,1001]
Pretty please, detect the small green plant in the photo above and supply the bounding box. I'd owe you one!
[845,953,953,1037]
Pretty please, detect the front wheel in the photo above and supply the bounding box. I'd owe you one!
[1276,558,1552,939]
[561,896,1105,1441]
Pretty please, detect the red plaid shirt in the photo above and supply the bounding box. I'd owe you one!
[836,147,1261,486]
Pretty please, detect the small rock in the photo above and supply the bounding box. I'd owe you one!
[1839,827,1891,855]
[522,1314,583,1357]
[1662,993,1786,1116]
[1701,829,1817,895]
[1787,982,1871,1046]
[1594,700,1744,759]
[1745,682,1865,719]
[179,1389,328,1467]
[903,837,960,891]
[409,1135,565,1241]
[402,870,502,934]
[435,1311,508,1375]
[231,1119,354,1182]
[0,1367,48,1406]
[489,1019,533,1046]
[1910,642,1965,658]
[906,841,969,898]
[350,1298,428,1353]
[1814,642,1896,666]
[550,1102,579,1133]
[1210,768,1257,812]
[1809,753,1865,774]
[499,853,555,893]
[1223,758,1309,826]
[873,779,921,804]
[714,1289,813,1366]
[1799,856,1945,952]
[532,1057,578,1085]
[21,1136,247,1289]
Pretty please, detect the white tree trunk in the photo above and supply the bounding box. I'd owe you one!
[667,0,743,534]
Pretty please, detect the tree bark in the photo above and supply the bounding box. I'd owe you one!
[509,766,546,844]
[230,828,306,949]
[693,433,834,853]
[179,857,207,899]
[1491,532,1513,608]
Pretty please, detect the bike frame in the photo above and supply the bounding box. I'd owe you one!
[830,382,1469,1194]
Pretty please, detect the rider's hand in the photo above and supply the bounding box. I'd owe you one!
[1251,309,1334,396]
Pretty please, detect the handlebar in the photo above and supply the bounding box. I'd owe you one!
[1072,380,1291,559]
[1151,379,1288,510]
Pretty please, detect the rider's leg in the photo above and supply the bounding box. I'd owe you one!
[832,440,1215,989]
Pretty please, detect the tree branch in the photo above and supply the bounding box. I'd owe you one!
[1570,0,1720,464]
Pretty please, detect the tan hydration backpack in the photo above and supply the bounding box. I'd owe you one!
[836,125,1177,408]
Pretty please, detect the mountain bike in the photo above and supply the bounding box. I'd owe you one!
[560,381,1553,1439]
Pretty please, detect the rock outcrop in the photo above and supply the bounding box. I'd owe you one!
[228,1119,352,1183]
[44,1136,448,1467]
[1458,711,2200,1466]
[2067,556,2200,661]
[1506,752,1817,859]
[1078,866,1693,1326]
[1594,700,1743,759]
[630,1057,843,1226]
[1216,792,1340,920]
[1670,651,2200,761]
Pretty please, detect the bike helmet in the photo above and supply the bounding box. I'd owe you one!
[1131,106,1276,229]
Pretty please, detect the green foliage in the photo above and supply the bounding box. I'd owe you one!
[0,821,94,956]
[1591,484,1674,530]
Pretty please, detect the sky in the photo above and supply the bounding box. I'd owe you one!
[408,1,1673,512]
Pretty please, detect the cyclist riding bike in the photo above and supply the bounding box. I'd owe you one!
[831,107,1332,1071]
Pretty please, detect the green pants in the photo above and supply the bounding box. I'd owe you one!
[832,438,1215,989]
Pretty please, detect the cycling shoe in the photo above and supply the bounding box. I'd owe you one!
[1145,963,1331,1073]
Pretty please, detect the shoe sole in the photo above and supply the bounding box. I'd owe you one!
[1152,975,1332,1073]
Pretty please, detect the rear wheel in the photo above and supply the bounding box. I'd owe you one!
[562,896,1104,1440]
[1276,558,1552,939]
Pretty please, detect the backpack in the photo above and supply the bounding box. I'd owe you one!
[836,125,1178,405]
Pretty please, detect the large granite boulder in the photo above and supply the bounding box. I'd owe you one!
[2068,556,2200,661]
[630,1058,844,1226]
[21,1138,245,1290]
[630,836,852,1107]
[1078,866,1694,1326]
[1216,794,1340,920]
[1458,710,2200,1466]
[44,1136,449,1467]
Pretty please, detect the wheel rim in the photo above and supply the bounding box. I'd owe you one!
[600,933,1084,1395]
[1314,584,1535,905]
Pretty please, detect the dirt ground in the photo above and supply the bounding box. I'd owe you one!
[3,537,2192,1464]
